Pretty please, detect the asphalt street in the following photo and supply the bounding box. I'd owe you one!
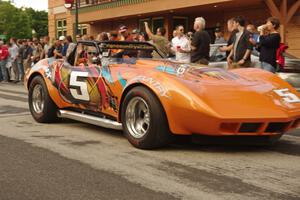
[0,83,300,200]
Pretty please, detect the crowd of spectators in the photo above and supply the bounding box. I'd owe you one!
[0,15,282,83]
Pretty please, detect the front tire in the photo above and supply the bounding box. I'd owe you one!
[121,86,172,149]
[28,76,58,123]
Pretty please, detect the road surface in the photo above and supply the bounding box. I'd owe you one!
[0,83,299,200]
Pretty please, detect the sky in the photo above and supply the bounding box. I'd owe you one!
[12,0,48,11]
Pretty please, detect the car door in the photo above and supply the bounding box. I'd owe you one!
[53,42,110,113]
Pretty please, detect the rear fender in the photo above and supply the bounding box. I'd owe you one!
[26,63,71,109]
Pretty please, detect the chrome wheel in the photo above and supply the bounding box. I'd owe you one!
[125,97,150,139]
[32,84,44,114]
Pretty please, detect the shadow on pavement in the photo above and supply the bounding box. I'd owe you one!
[57,119,300,156]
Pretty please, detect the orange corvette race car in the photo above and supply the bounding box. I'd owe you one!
[25,41,300,149]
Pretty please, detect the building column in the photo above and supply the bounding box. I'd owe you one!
[265,0,300,43]
[66,10,75,38]
[165,14,173,40]
[48,10,56,41]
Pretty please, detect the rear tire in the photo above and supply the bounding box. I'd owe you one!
[121,86,172,149]
[28,76,58,123]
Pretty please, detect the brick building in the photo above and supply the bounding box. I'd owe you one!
[48,0,300,57]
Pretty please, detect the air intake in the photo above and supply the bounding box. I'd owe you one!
[239,123,262,133]
[265,122,290,133]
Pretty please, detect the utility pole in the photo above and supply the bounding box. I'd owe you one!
[75,0,79,35]
[64,0,80,36]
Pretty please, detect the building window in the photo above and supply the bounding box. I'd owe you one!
[173,16,189,32]
[78,24,88,35]
[152,17,164,34]
[56,19,67,38]
[139,18,151,33]
[138,17,164,34]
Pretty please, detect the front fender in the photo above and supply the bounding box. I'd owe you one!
[121,74,220,135]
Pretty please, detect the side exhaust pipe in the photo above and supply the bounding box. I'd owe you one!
[58,110,123,130]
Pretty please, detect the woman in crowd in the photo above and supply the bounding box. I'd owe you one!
[258,17,281,73]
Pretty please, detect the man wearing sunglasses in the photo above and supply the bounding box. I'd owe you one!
[171,25,191,63]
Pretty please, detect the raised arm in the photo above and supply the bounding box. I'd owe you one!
[144,22,154,39]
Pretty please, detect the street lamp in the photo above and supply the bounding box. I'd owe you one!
[64,0,79,36]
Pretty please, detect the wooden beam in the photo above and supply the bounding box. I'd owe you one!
[279,0,287,43]
[280,0,287,23]
[286,0,300,24]
[264,0,281,19]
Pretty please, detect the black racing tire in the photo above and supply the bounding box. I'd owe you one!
[28,76,58,123]
[121,86,172,149]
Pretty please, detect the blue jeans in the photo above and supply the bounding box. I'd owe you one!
[0,60,8,81]
[0,63,2,81]
[17,62,24,80]
[261,62,276,73]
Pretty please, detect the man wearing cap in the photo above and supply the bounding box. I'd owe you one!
[214,28,226,44]
[60,35,69,57]
[47,38,63,59]
[128,29,140,42]
[54,38,63,59]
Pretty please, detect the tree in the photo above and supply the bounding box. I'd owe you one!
[25,8,48,38]
[0,1,48,39]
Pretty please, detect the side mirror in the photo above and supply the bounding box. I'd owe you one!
[92,56,101,65]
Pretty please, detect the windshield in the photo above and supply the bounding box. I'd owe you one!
[98,41,163,62]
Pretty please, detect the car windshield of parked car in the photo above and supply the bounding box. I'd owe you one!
[209,43,227,62]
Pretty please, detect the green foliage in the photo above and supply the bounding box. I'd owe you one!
[24,8,48,38]
[0,1,48,39]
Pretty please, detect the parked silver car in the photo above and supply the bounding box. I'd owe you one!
[209,43,300,91]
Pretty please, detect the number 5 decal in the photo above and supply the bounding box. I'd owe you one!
[274,88,300,103]
[69,71,90,101]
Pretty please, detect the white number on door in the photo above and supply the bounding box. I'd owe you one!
[69,71,90,101]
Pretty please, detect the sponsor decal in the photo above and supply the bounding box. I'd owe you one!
[132,75,170,98]
[118,72,127,88]
[156,64,188,76]
[100,43,154,51]
[44,67,52,79]
[156,63,245,80]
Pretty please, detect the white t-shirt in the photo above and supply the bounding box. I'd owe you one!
[171,36,191,63]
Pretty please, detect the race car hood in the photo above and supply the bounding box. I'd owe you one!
[136,60,300,119]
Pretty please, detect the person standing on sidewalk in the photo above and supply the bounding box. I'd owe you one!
[171,25,191,63]
[31,38,43,64]
[8,38,19,82]
[191,17,211,65]
[22,39,33,72]
[219,18,238,57]
[227,16,253,68]
[0,40,10,83]
[66,36,76,59]
[42,36,50,59]
[258,17,281,73]
[144,22,169,58]
[17,40,25,81]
